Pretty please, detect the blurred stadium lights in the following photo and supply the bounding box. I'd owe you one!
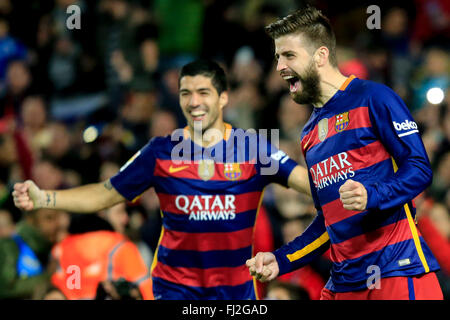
[82,124,105,143]
[426,87,445,105]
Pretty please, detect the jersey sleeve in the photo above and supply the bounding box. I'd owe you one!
[273,172,330,275]
[258,139,298,187]
[364,85,433,211]
[110,139,157,201]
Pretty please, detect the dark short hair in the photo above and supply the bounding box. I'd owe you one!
[265,6,338,67]
[179,59,228,95]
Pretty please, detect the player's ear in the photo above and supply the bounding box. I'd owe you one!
[314,46,329,68]
[219,91,228,109]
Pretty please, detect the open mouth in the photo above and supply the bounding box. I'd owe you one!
[283,75,300,93]
[190,110,207,121]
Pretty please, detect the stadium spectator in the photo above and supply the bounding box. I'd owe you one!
[265,280,310,300]
[0,16,27,84]
[49,213,153,300]
[0,60,33,120]
[0,209,14,238]
[0,208,60,299]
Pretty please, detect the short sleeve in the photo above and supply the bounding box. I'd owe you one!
[258,139,298,187]
[110,139,157,201]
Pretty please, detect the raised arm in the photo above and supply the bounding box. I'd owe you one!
[287,165,312,196]
[12,179,125,213]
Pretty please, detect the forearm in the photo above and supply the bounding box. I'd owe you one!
[287,165,312,196]
[273,213,329,276]
[40,180,124,213]
[364,157,432,211]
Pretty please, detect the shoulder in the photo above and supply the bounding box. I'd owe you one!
[350,79,406,113]
[147,135,173,149]
[137,135,176,156]
[0,238,19,258]
[349,78,397,100]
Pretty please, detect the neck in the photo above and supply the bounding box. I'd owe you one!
[315,67,349,108]
[188,120,226,148]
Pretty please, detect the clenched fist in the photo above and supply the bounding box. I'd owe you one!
[12,180,45,211]
[246,252,279,283]
[339,179,368,211]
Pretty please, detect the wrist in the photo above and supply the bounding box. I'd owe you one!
[364,184,379,210]
[37,190,55,209]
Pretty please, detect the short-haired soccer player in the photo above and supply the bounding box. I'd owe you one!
[13,59,311,300]
[247,6,443,300]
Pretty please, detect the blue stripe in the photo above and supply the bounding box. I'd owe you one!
[154,176,265,195]
[327,209,406,244]
[152,276,255,300]
[328,237,440,292]
[157,245,252,269]
[162,209,257,233]
[317,158,394,205]
[407,277,415,300]
[307,127,375,166]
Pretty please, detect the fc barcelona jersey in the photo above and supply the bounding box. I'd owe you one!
[273,76,440,292]
[110,124,298,299]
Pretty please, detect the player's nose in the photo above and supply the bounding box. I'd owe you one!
[276,57,288,72]
[189,92,202,107]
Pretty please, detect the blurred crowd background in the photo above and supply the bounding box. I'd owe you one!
[0,0,449,300]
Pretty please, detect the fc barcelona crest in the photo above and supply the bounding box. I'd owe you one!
[198,159,215,181]
[224,163,241,181]
[318,118,328,142]
[335,112,349,132]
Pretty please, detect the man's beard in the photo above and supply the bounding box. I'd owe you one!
[291,62,321,106]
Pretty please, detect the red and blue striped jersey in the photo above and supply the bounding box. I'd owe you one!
[110,124,298,299]
[273,76,440,292]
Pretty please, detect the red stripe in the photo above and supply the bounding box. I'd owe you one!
[309,141,390,188]
[330,219,413,263]
[160,227,254,251]
[343,140,390,171]
[152,262,251,288]
[302,106,371,154]
[323,198,363,227]
[154,159,257,181]
[157,191,262,215]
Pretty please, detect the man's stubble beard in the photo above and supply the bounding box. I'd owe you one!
[291,62,322,106]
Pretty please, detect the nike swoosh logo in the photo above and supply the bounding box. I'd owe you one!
[169,165,190,173]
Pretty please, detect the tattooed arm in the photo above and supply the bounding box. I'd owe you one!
[12,180,125,213]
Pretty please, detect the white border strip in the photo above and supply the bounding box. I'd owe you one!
[398,130,419,137]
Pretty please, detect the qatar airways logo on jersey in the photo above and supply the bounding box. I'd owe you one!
[310,152,355,190]
[175,195,236,221]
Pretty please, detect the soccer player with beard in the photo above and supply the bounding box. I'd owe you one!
[247,6,443,300]
[13,59,312,300]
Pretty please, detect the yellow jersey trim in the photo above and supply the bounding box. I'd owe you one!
[286,231,329,262]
